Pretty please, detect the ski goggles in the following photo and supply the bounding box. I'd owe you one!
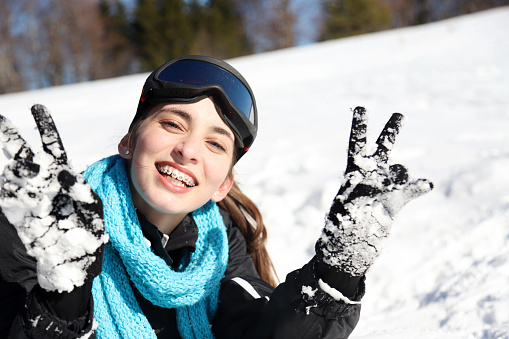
[131,55,258,159]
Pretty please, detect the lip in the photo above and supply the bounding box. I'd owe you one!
[155,161,198,193]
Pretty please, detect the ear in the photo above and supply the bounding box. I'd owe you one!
[211,173,234,202]
[118,134,132,160]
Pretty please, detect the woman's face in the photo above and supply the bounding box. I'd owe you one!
[119,97,235,227]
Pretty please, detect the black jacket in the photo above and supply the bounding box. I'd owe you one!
[0,208,364,339]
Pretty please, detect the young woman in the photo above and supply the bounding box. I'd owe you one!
[0,55,432,338]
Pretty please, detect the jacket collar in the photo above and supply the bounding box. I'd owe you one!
[136,211,199,267]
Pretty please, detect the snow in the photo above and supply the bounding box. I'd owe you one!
[302,285,317,298]
[0,6,508,338]
[318,279,362,305]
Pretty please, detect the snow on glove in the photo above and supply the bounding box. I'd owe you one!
[316,107,433,277]
[0,104,107,292]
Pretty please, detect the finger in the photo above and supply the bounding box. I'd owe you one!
[347,107,368,168]
[57,169,77,191]
[402,178,434,203]
[12,159,40,178]
[31,104,68,164]
[374,113,405,163]
[0,114,34,161]
[389,164,408,185]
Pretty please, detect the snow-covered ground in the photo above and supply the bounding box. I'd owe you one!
[1,6,508,338]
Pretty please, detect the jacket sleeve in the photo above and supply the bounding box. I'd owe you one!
[0,211,95,339]
[213,211,365,339]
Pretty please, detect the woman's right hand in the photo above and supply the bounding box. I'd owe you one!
[0,104,107,293]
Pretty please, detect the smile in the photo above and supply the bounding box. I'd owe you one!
[156,164,196,187]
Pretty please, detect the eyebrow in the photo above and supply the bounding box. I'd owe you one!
[158,107,191,121]
[211,125,235,142]
[158,107,235,142]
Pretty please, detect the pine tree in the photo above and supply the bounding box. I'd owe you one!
[132,0,160,69]
[320,0,392,40]
[98,0,135,77]
[160,0,193,60]
[132,0,192,71]
[188,0,252,59]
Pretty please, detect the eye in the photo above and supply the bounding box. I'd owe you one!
[161,120,182,131]
[208,140,227,153]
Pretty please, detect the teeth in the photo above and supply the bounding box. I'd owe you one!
[156,164,196,187]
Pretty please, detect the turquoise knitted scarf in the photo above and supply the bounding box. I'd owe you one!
[82,155,229,339]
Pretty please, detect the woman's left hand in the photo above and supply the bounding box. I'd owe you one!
[316,107,433,277]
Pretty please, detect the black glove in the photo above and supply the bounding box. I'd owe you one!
[0,104,107,292]
[316,107,433,277]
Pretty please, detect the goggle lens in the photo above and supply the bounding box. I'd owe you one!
[156,59,254,120]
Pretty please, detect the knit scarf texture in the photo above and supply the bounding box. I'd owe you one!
[82,155,229,339]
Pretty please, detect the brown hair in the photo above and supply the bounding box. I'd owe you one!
[217,182,278,287]
[125,101,278,287]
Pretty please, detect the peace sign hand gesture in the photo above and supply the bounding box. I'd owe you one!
[0,104,107,292]
[316,107,433,277]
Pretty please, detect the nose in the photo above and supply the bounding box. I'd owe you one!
[173,134,200,164]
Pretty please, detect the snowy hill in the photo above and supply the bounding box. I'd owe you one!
[1,6,508,338]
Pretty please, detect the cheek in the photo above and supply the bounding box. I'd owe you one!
[205,160,232,187]
[136,134,157,153]
[128,132,164,186]
[134,129,169,158]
